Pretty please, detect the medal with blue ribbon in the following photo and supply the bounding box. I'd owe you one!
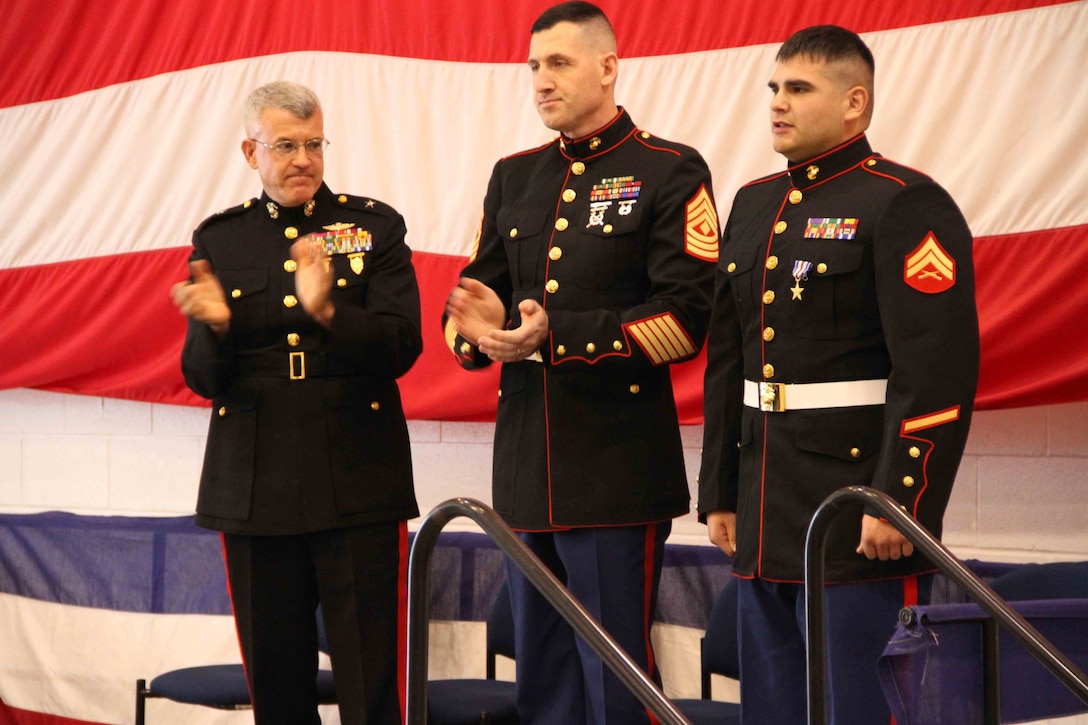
[791,260,813,300]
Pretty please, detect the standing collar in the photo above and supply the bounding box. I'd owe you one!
[786,135,874,189]
[558,108,636,160]
[260,183,333,223]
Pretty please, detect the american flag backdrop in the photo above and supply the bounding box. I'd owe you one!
[2,0,1088,421]
[0,0,1086,721]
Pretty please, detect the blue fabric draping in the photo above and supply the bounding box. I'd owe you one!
[0,512,733,627]
[880,599,1088,724]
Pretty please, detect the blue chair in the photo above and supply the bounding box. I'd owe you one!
[427,581,520,724]
[672,576,741,724]
[135,609,335,723]
[989,561,1088,601]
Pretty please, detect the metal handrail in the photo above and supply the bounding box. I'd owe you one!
[405,497,692,725]
[804,485,1088,725]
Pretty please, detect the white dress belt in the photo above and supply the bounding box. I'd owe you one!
[743,379,888,412]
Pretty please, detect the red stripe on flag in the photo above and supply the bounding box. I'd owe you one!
[0,702,107,725]
[974,224,1088,409]
[398,253,502,421]
[2,0,1074,108]
[1,223,1086,418]
[0,248,194,405]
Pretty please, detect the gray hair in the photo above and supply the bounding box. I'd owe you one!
[242,81,321,132]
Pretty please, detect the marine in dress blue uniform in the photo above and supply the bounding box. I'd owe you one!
[174,82,421,725]
[443,5,719,722]
[699,27,979,725]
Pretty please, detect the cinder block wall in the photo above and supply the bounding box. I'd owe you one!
[1,389,1085,563]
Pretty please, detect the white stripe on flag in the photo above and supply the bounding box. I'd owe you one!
[1,3,1086,271]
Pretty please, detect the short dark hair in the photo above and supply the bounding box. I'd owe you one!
[531,1,612,35]
[776,25,874,75]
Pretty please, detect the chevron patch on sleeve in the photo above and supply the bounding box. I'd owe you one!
[467,212,483,262]
[904,231,955,293]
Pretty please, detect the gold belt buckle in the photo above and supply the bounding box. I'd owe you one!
[289,351,306,380]
[759,382,785,412]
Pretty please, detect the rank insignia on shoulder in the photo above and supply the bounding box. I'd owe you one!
[685,184,719,262]
[311,226,374,255]
[468,213,483,263]
[804,218,858,240]
[904,231,955,293]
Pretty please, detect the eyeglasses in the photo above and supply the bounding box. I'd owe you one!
[250,137,331,157]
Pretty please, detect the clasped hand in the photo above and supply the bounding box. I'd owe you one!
[446,277,548,361]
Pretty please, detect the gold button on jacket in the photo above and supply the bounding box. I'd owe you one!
[180,183,422,535]
[697,134,979,584]
[445,109,715,530]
